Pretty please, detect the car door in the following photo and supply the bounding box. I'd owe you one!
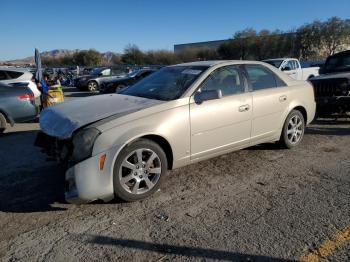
[294,60,303,80]
[190,65,252,161]
[281,60,298,80]
[244,64,289,144]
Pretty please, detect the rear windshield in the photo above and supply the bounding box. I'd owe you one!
[7,71,23,79]
[324,55,350,73]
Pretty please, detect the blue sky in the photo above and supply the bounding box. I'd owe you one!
[1,0,349,60]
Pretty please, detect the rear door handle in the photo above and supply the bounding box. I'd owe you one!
[279,95,287,102]
[239,104,250,112]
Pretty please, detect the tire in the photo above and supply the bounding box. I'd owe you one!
[113,139,168,202]
[279,110,305,149]
[87,81,98,92]
[0,112,7,134]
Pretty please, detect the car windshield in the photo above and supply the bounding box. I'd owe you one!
[264,60,284,68]
[324,55,350,73]
[127,70,140,78]
[120,66,208,101]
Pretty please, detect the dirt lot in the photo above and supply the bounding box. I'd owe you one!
[0,90,349,261]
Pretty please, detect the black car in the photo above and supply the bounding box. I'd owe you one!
[0,83,38,133]
[74,67,123,92]
[310,50,350,117]
[99,69,156,94]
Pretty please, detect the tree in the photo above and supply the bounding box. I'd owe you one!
[121,45,145,64]
[73,49,102,66]
[321,17,350,56]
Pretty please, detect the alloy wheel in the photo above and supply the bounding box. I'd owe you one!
[119,148,162,195]
[287,115,303,144]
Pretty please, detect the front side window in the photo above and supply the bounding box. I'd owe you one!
[245,65,285,91]
[282,60,294,71]
[199,66,245,96]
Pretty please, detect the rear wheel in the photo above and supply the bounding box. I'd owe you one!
[0,113,7,134]
[279,110,305,149]
[113,139,168,202]
[87,81,98,92]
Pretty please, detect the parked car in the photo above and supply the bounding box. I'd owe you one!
[0,83,39,133]
[263,58,319,80]
[99,68,157,94]
[0,68,41,101]
[74,67,122,91]
[309,50,350,117]
[36,60,316,203]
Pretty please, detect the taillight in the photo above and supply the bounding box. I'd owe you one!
[17,93,34,101]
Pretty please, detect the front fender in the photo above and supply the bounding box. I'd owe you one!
[92,103,191,169]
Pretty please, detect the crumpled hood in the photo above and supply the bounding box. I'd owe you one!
[311,72,350,81]
[40,94,162,139]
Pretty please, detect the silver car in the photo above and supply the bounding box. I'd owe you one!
[38,61,316,203]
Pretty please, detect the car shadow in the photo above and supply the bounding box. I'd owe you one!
[0,130,67,213]
[64,92,100,98]
[306,119,350,136]
[245,143,284,151]
[62,86,100,98]
[81,235,294,261]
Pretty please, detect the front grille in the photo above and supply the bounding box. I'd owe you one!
[35,132,72,164]
[311,78,349,97]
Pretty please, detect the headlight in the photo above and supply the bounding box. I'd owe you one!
[71,128,101,162]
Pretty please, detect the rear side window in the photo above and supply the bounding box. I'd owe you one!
[245,65,286,91]
[0,71,8,80]
[7,71,23,79]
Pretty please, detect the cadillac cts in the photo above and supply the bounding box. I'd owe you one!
[37,61,316,203]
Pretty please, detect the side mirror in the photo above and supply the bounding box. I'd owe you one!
[194,90,222,104]
[282,66,291,71]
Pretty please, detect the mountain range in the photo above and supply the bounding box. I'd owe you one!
[1,49,117,65]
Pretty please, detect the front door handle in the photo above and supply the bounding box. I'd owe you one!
[279,95,287,102]
[239,104,250,112]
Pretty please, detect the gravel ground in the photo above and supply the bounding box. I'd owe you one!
[0,88,349,261]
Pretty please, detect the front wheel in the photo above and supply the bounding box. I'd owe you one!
[279,110,305,149]
[113,139,168,202]
[87,81,98,92]
[0,113,7,134]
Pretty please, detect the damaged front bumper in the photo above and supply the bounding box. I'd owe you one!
[64,151,116,204]
[35,131,117,204]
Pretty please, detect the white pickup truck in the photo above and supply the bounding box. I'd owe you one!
[263,58,319,80]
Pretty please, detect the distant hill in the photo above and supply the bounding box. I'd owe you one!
[1,49,118,65]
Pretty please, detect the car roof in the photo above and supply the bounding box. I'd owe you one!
[262,58,294,61]
[0,67,31,73]
[173,60,271,67]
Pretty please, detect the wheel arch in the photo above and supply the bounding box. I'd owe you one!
[136,134,174,170]
[292,105,307,123]
[0,109,13,125]
[110,133,175,171]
